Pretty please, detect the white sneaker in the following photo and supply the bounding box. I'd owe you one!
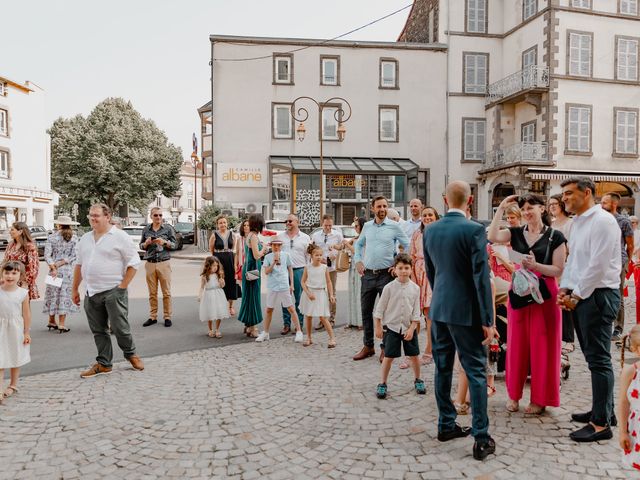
[255,331,269,342]
[294,330,303,343]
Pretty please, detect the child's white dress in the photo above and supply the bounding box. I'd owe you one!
[299,264,330,317]
[199,276,230,322]
[0,287,30,368]
[623,362,640,471]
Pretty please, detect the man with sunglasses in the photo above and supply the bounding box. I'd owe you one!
[276,213,310,335]
[311,214,344,328]
[140,207,176,328]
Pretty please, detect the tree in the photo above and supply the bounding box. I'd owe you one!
[49,98,183,216]
[198,204,241,231]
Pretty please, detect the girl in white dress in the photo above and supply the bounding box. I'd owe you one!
[299,244,336,348]
[198,256,230,338]
[0,261,31,404]
[620,325,640,471]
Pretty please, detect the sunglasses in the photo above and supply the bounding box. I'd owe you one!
[285,219,294,223]
[152,214,163,218]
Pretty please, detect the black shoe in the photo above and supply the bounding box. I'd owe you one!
[571,411,617,427]
[569,424,613,442]
[164,319,172,327]
[142,319,157,327]
[473,437,496,461]
[437,424,472,442]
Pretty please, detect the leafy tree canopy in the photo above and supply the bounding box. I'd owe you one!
[49,98,183,214]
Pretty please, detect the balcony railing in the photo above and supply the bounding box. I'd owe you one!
[485,66,549,105]
[482,142,550,171]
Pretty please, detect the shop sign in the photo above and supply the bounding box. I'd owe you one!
[329,175,366,188]
[217,163,267,188]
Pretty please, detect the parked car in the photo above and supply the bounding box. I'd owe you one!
[258,220,287,245]
[174,222,195,244]
[0,230,9,250]
[29,226,50,257]
[124,225,184,259]
[310,225,357,241]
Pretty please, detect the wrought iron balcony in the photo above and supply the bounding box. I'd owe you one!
[486,66,549,106]
[480,142,551,173]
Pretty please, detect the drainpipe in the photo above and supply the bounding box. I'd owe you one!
[444,1,451,198]
[210,39,215,209]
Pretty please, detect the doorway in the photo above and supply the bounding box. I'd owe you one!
[335,203,369,225]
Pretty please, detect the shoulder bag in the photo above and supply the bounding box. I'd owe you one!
[335,246,351,273]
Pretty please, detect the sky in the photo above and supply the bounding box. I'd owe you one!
[1,0,412,159]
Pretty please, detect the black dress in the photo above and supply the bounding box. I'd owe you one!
[211,231,238,301]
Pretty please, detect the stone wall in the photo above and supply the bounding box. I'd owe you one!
[398,0,438,43]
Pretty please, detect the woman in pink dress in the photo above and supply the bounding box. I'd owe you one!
[3,222,39,302]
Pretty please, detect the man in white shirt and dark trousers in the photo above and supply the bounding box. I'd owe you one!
[557,177,621,442]
[373,253,426,399]
[72,203,144,378]
[311,214,343,328]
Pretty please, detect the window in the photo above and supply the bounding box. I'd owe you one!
[571,0,591,8]
[172,197,179,209]
[273,54,293,84]
[615,108,638,155]
[0,109,7,136]
[320,56,340,85]
[321,106,340,140]
[522,46,537,69]
[617,37,639,81]
[0,83,5,96]
[521,121,536,142]
[566,104,592,153]
[379,106,399,142]
[464,53,489,94]
[272,103,293,139]
[155,196,162,207]
[523,0,537,20]
[463,119,486,161]
[0,151,8,178]
[568,31,592,77]
[620,0,638,15]
[466,0,487,33]
[380,59,398,88]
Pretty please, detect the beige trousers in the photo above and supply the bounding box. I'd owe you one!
[145,260,172,320]
[329,270,337,320]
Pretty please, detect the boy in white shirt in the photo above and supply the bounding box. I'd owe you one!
[374,253,425,399]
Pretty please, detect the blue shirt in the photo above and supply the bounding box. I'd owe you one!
[354,218,410,270]
[263,251,292,292]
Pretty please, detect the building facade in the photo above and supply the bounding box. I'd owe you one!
[400,0,640,217]
[210,35,447,227]
[0,76,56,229]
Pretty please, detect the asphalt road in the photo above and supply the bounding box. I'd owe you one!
[21,256,353,377]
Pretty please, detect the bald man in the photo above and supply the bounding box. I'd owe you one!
[423,181,496,461]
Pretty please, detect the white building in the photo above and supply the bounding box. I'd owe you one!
[210,35,447,227]
[0,76,56,229]
[399,0,640,218]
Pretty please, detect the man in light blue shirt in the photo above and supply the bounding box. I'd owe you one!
[353,196,410,361]
[403,198,423,239]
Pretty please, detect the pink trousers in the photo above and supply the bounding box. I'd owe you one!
[506,276,561,407]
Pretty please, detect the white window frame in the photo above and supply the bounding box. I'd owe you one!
[379,106,399,142]
[571,0,591,8]
[0,109,7,136]
[0,83,5,96]
[380,60,398,88]
[523,0,537,20]
[321,106,339,141]
[321,57,339,86]
[521,121,536,143]
[568,31,592,77]
[463,119,486,161]
[621,0,638,14]
[272,104,293,139]
[615,109,638,155]
[0,151,8,179]
[567,105,592,153]
[155,196,162,208]
[464,53,488,94]
[617,37,639,81]
[467,0,487,33]
[273,55,293,84]
[172,197,179,209]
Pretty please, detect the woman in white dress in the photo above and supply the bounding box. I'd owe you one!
[343,217,365,330]
[300,244,336,347]
[198,256,230,338]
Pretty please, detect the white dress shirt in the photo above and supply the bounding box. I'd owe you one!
[76,226,141,296]
[311,228,344,272]
[373,278,421,334]
[403,217,422,239]
[276,230,310,268]
[560,204,621,299]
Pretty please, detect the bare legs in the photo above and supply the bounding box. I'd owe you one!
[304,316,335,346]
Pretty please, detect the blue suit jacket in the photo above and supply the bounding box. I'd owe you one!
[423,212,493,327]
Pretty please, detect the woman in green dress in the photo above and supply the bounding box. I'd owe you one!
[238,214,265,337]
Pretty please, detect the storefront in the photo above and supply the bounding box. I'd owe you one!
[270,156,421,228]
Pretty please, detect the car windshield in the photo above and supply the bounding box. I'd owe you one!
[124,228,144,236]
[341,227,357,238]
[174,222,193,232]
[265,222,287,231]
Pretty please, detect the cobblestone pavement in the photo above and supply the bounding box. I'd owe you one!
[2,325,640,479]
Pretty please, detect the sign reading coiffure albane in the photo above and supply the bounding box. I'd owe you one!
[216,163,267,188]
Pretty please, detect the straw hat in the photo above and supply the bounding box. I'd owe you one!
[54,215,79,226]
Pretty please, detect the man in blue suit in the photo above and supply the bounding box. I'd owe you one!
[423,181,497,461]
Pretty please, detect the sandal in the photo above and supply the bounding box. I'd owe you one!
[487,385,496,397]
[208,330,215,338]
[454,402,470,415]
[3,386,18,398]
[47,323,58,331]
[214,331,222,339]
[399,360,410,370]
[303,339,313,347]
[328,338,336,349]
[247,329,259,339]
[420,353,433,366]
[506,399,519,412]
[562,342,575,354]
[58,326,70,334]
[524,403,546,415]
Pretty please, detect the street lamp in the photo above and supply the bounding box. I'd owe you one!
[289,96,352,222]
[191,151,200,246]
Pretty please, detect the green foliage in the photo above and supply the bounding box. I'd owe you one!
[197,204,241,231]
[49,98,183,213]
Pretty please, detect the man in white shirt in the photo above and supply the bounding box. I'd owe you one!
[402,198,423,239]
[277,213,310,335]
[311,214,343,327]
[557,177,621,443]
[72,203,144,378]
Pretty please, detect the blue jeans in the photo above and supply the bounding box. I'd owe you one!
[282,267,304,328]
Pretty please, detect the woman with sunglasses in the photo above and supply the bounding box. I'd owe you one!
[489,194,567,415]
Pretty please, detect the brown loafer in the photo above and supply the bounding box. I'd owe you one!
[127,355,144,371]
[352,346,375,361]
[80,363,112,378]
[280,325,291,335]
